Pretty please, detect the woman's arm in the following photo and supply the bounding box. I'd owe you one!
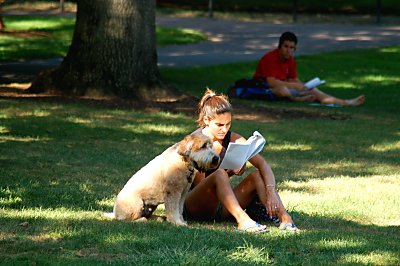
[193,171,206,186]
[249,154,281,218]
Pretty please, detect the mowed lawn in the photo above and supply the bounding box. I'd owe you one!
[0,9,399,264]
[1,45,399,264]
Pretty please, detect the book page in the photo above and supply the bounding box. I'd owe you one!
[219,131,266,170]
[305,77,325,89]
[245,131,266,159]
[219,142,250,170]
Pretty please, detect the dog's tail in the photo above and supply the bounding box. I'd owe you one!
[103,212,115,219]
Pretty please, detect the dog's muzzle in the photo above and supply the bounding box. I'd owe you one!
[211,155,220,169]
[193,154,220,173]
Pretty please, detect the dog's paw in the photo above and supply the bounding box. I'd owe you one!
[174,220,188,226]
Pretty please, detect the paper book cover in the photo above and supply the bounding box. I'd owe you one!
[305,77,325,90]
[219,131,266,170]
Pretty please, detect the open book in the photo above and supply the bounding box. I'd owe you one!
[219,131,266,170]
[304,77,325,90]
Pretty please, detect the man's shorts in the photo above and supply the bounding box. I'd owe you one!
[288,88,301,97]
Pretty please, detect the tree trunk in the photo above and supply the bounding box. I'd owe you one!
[0,3,5,31]
[28,0,178,100]
[0,16,4,31]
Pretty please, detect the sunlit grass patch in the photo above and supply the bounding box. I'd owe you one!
[122,123,187,135]
[370,140,400,152]
[279,175,400,226]
[339,251,399,266]
[228,240,272,264]
[0,16,207,61]
[268,142,312,151]
[0,135,51,143]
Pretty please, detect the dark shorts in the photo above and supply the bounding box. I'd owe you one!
[288,88,301,97]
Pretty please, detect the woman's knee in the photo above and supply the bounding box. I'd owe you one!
[211,169,230,184]
[240,170,262,187]
[247,169,262,181]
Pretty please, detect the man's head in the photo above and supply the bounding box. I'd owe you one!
[278,32,297,61]
[278,32,298,48]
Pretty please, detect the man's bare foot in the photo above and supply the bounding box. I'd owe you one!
[345,95,365,106]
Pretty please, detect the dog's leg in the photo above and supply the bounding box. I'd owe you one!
[165,195,187,226]
[113,194,144,221]
[178,184,191,223]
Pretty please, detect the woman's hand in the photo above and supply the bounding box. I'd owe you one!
[226,164,246,176]
[265,187,280,218]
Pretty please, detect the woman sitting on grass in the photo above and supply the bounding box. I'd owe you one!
[184,88,299,233]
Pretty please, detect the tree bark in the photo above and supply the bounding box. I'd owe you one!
[28,0,178,100]
[0,2,5,31]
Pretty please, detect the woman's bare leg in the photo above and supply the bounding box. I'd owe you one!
[185,169,266,232]
[222,170,298,230]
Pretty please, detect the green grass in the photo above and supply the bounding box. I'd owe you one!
[1,47,399,264]
[0,16,206,62]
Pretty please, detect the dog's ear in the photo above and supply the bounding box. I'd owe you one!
[178,135,194,157]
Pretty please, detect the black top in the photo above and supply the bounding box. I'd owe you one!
[205,130,231,177]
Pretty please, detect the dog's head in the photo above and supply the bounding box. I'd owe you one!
[178,133,220,172]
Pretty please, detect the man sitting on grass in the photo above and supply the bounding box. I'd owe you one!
[253,31,365,106]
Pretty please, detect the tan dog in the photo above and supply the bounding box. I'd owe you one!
[104,133,220,226]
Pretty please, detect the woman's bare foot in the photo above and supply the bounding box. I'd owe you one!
[345,95,365,106]
[279,214,301,232]
[237,217,268,233]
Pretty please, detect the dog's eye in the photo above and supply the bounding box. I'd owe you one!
[202,143,208,149]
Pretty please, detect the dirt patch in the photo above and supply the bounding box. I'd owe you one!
[0,85,350,121]
[0,30,49,38]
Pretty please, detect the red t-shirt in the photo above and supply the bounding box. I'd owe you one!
[253,48,297,81]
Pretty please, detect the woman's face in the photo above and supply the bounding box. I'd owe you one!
[204,112,232,141]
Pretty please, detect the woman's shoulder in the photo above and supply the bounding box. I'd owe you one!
[230,132,246,143]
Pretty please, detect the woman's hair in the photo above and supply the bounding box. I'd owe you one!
[196,88,233,127]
